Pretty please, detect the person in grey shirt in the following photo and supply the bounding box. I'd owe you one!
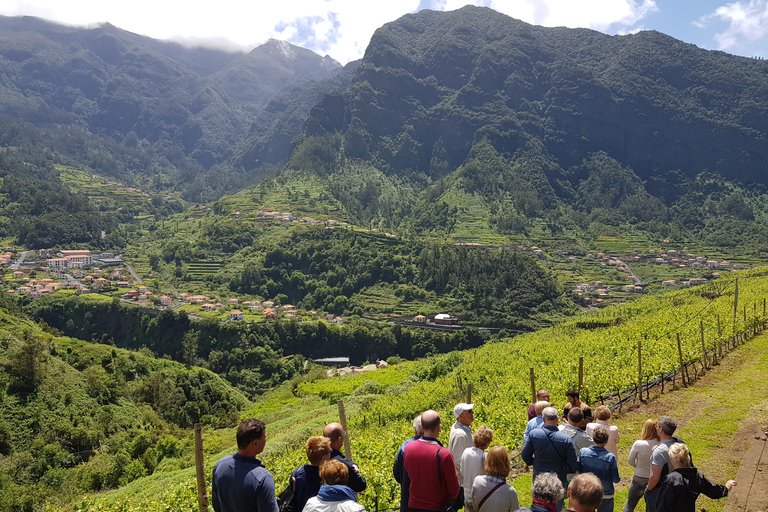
[559,408,593,451]
[558,407,593,484]
[471,446,519,512]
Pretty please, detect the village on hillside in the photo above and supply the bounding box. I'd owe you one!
[1,240,752,327]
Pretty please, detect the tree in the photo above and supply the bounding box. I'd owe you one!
[7,332,49,391]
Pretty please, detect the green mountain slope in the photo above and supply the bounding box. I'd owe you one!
[281,6,768,251]
[0,299,251,511]
[0,15,344,199]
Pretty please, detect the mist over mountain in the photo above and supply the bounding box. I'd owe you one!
[0,15,344,197]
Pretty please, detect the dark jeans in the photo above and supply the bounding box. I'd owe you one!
[623,477,648,512]
[597,497,614,512]
[644,486,660,512]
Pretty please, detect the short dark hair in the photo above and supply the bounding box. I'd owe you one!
[569,473,603,509]
[566,388,580,399]
[567,407,584,424]
[237,418,265,449]
[592,426,609,445]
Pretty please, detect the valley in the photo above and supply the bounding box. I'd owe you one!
[1,4,768,511]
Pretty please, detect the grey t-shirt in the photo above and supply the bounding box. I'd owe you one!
[650,439,676,474]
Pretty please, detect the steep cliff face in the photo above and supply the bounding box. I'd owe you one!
[302,6,768,186]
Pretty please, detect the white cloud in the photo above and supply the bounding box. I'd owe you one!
[435,0,658,31]
[698,0,768,51]
[0,0,660,63]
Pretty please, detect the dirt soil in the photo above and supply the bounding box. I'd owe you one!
[604,334,768,512]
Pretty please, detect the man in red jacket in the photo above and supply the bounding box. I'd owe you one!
[404,410,461,512]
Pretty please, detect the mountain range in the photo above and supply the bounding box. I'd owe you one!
[0,14,350,198]
[2,7,768,250]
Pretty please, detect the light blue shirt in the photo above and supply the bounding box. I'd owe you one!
[523,416,544,444]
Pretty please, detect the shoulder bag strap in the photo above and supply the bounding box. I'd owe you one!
[476,481,505,512]
[543,430,567,464]
[436,446,443,482]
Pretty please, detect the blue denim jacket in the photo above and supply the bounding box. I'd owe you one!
[521,425,578,481]
[579,445,621,495]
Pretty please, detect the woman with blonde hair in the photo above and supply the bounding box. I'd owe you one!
[656,443,736,512]
[461,425,494,512]
[470,446,519,512]
[622,419,660,512]
[586,405,620,457]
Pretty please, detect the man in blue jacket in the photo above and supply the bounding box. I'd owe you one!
[521,407,578,511]
[212,418,279,512]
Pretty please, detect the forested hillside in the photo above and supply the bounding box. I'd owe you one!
[0,299,251,511]
[284,6,768,252]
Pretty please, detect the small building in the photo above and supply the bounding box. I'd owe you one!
[202,304,217,312]
[661,280,676,286]
[229,310,244,321]
[434,313,459,326]
[159,296,173,307]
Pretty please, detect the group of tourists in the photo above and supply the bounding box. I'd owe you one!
[209,388,737,512]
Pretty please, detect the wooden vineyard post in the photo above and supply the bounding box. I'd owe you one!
[194,423,209,512]
[467,383,473,404]
[717,314,723,359]
[578,357,584,395]
[529,368,536,404]
[677,334,687,387]
[337,400,353,461]
[637,341,642,401]
[763,298,766,316]
[700,321,708,369]
[733,278,739,327]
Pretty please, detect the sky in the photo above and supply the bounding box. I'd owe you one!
[1,0,767,63]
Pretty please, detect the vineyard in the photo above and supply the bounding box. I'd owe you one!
[60,268,768,512]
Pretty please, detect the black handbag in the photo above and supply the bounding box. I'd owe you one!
[277,476,296,512]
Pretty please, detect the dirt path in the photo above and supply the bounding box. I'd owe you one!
[725,427,768,512]
[604,333,768,512]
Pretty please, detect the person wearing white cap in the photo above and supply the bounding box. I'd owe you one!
[449,402,475,509]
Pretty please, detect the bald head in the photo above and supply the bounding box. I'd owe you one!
[324,422,344,450]
[421,410,442,437]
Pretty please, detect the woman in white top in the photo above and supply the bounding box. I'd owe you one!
[461,425,494,512]
[303,460,365,512]
[586,405,620,458]
[471,446,519,512]
[622,419,660,512]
